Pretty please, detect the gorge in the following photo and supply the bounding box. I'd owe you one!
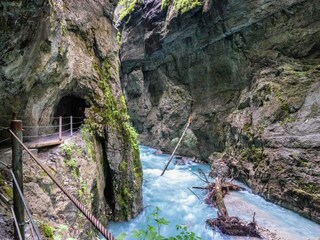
[0,0,319,239]
[118,0,320,224]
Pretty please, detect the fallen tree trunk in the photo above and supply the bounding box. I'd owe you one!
[204,177,261,238]
[214,177,229,218]
[199,178,243,206]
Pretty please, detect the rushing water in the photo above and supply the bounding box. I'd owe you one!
[109,145,320,239]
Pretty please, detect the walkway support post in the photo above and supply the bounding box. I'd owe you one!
[11,119,25,240]
[70,115,73,136]
[59,116,62,141]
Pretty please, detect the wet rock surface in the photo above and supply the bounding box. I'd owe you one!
[119,0,320,222]
[0,0,142,232]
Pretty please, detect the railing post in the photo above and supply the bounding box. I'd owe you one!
[59,116,62,141]
[11,119,25,240]
[70,115,73,136]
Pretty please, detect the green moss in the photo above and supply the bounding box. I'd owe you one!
[95,60,141,181]
[39,222,54,240]
[78,177,89,201]
[161,0,169,9]
[85,229,96,239]
[160,0,203,13]
[2,185,13,200]
[89,58,142,220]
[117,31,122,45]
[61,143,79,177]
[240,147,264,163]
[118,0,203,20]
[116,181,134,219]
[243,123,251,133]
[183,130,198,149]
[173,0,203,13]
[1,169,12,200]
[119,160,128,172]
[118,0,142,21]
[61,143,75,158]
[80,125,95,161]
[270,84,295,125]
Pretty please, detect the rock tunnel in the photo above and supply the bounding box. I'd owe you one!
[53,95,88,131]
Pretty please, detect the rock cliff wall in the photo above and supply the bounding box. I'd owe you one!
[119,0,320,222]
[0,0,142,231]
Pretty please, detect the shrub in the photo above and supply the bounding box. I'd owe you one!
[117,207,201,240]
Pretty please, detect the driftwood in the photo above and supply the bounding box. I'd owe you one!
[161,116,192,176]
[194,178,243,206]
[214,178,229,218]
[195,175,260,238]
[206,213,260,238]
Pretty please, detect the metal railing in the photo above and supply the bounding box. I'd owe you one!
[0,118,115,240]
[0,116,84,145]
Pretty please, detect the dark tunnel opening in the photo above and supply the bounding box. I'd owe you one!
[53,95,88,132]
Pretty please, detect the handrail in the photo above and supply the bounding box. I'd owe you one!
[10,206,23,240]
[0,161,40,239]
[10,169,42,239]
[0,116,85,144]
[8,129,115,240]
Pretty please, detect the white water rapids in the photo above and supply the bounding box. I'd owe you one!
[109,145,320,239]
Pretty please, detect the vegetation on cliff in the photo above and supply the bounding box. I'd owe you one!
[118,0,142,20]
[162,0,202,13]
[118,0,203,21]
[84,58,142,221]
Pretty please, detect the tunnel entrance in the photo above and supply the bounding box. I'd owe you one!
[53,95,88,131]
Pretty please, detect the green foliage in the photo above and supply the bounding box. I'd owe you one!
[80,125,95,161]
[118,0,142,20]
[118,0,203,20]
[61,143,75,158]
[117,207,201,240]
[62,143,79,177]
[53,224,68,240]
[0,172,13,200]
[91,58,142,220]
[160,0,203,13]
[95,59,142,183]
[173,0,202,13]
[161,0,169,9]
[117,31,122,45]
[78,177,89,199]
[2,185,13,200]
[40,222,54,240]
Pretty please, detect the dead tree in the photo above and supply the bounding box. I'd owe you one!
[205,177,261,238]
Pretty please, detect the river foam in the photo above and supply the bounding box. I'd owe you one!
[109,145,320,240]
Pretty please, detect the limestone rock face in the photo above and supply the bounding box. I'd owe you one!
[119,0,320,222]
[0,0,142,228]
